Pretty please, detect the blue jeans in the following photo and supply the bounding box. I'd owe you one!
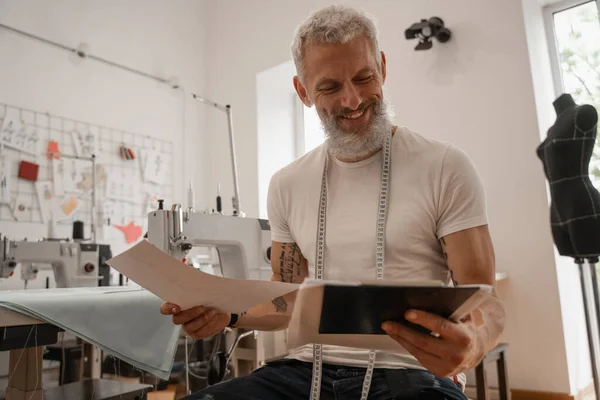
[182,359,468,400]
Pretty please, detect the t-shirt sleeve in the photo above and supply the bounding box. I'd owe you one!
[436,144,488,239]
[267,171,296,243]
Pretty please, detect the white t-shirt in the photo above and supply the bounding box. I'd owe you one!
[266,126,488,372]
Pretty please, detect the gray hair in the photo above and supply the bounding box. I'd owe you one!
[291,5,382,84]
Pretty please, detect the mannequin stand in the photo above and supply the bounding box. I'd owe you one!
[575,257,600,399]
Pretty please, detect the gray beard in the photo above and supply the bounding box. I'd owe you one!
[318,96,395,161]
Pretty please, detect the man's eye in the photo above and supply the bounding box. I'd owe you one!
[322,86,340,93]
[356,76,373,82]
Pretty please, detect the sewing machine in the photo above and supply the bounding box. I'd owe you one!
[0,234,112,288]
[146,200,280,384]
[0,236,17,279]
[147,201,272,280]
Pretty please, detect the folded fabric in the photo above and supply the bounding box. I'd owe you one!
[0,287,180,380]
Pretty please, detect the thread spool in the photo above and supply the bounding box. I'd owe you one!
[72,220,84,240]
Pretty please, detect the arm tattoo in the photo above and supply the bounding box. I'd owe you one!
[278,243,303,283]
[439,237,449,263]
[271,296,288,312]
[440,237,459,286]
[271,243,302,312]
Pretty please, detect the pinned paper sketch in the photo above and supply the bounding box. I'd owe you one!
[12,194,30,222]
[102,201,116,225]
[0,157,11,204]
[0,117,39,155]
[107,240,299,313]
[114,221,143,244]
[0,117,21,146]
[62,159,97,194]
[78,164,107,191]
[52,159,65,196]
[106,170,139,203]
[54,195,80,221]
[71,128,95,157]
[35,181,55,223]
[142,150,168,185]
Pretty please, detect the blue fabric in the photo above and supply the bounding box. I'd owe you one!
[183,359,467,400]
[0,287,180,380]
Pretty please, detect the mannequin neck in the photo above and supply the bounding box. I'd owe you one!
[553,93,576,115]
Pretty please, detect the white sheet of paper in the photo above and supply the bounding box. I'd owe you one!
[107,240,299,313]
[52,159,65,196]
[35,180,55,223]
[0,157,11,204]
[12,193,30,221]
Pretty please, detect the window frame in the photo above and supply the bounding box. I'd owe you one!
[543,0,600,97]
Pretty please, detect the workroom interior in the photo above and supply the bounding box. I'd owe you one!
[1,0,600,399]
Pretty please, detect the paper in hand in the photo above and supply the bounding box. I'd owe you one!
[107,240,299,313]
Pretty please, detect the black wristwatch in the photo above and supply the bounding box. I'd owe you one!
[228,313,239,328]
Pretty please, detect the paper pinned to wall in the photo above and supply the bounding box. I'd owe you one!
[0,157,11,204]
[106,170,140,203]
[62,159,85,194]
[52,159,65,196]
[107,240,299,313]
[142,150,168,185]
[35,181,55,223]
[12,193,30,222]
[0,117,39,155]
[71,128,95,157]
[54,195,80,221]
[78,164,107,191]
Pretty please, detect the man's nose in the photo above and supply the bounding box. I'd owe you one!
[339,84,363,111]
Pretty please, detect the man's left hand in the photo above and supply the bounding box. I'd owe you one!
[382,309,484,378]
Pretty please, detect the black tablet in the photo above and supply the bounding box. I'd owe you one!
[318,284,487,335]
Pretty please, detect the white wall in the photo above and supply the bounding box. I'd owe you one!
[0,0,208,290]
[256,60,297,220]
[202,0,573,393]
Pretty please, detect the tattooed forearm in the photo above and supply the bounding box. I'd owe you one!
[440,237,448,263]
[440,237,459,286]
[271,296,288,312]
[279,243,303,283]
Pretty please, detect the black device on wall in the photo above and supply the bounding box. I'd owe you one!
[405,17,451,50]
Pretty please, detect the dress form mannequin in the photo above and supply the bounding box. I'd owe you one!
[537,93,600,398]
[536,93,600,258]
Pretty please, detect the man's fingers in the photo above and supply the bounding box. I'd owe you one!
[160,302,181,315]
[382,322,457,361]
[404,310,472,346]
[390,335,449,376]
[172,306,209,325]
[182,309,217,333]
[187,316,223,339]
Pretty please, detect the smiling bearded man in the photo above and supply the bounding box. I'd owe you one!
[161,5,505,400]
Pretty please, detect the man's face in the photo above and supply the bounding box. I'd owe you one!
[294,36,392,160]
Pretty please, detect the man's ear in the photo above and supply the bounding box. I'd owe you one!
[293,76,312,107]
[380,51,387,84]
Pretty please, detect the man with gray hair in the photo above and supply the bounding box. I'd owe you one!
[163,4,505,399]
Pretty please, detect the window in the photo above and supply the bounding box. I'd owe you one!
[294,97,326,157]
[545,0,600,185]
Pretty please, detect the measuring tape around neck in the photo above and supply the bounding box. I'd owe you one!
[310,132,392,400]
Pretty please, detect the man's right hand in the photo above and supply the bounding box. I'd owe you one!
[160,302,230,339]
